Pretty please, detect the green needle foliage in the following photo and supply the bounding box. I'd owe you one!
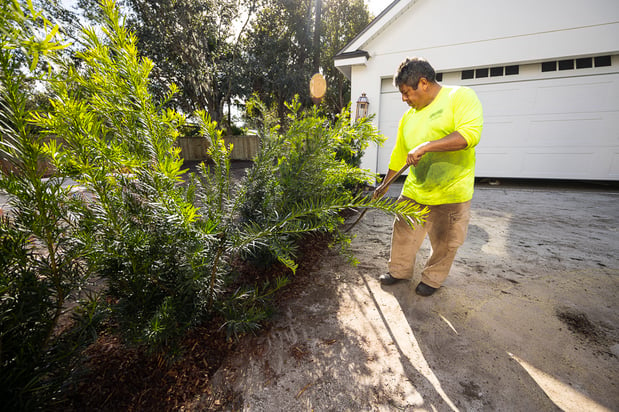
[34,0,210,351]
[0,1,102,409]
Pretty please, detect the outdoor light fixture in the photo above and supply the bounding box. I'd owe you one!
[355,92,369,120]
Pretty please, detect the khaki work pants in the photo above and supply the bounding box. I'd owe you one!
[388,196,471,288]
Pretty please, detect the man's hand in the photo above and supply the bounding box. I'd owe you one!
[407,132,469,166]
[407,142,430,166]
[373,182,389,199]
[374,168,399,199]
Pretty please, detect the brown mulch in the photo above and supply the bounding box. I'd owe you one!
[55,231,335,411]
[60,325,232,412]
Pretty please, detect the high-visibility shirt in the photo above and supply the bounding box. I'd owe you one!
[388,85,483,205]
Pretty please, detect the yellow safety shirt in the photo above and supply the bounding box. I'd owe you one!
[388,85,483,205]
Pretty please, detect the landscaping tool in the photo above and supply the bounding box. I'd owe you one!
[343,163,411,233]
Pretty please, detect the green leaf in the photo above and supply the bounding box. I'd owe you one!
[277,256,298,274]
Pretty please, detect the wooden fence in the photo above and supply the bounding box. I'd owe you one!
[0,136,257,177]
[176,135,259,161]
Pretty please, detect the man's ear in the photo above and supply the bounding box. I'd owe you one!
[418,77,429,90]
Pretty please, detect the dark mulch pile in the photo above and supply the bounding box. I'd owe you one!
[54,231,336,411]
[59,325,232,411]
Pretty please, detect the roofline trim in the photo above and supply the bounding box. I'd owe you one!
[335,0,415,57]
[333,50,370,61]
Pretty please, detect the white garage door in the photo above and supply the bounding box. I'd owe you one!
[377,72,619,180]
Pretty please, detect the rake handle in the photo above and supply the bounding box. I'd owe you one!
[372,163,411,199]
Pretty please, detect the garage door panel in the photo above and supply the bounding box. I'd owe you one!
[534,79,616,113]
[476,87,531,116]
[471,73,618,179]
[523,152,595,178]
[527,115,605,145]
[476,151,521,176]
[480,119,521,147]
[610,153,619,177]
[378,87,407,172]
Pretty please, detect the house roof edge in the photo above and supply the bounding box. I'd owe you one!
[333,50,371,61]
[335,0,414,57]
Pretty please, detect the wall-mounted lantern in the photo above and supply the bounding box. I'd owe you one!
[355,92,369,120]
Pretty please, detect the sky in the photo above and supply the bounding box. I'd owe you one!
[366,0,394,17]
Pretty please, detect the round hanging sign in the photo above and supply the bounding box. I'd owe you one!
[309,73,327,99]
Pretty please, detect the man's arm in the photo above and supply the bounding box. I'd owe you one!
[407,131,468,166]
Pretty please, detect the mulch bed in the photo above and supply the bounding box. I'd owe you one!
[60,325,232,411]
[55,231,335,411]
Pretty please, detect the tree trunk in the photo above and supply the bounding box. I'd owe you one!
[313,0,322,73]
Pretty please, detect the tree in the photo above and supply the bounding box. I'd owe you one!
[99,0,258,130]
[238,0,313,120]
[69,0,369,126]
[320,0,371,115]
[239,0,370,123]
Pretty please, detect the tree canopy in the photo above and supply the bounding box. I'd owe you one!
[124,0,258,127]
[239,0,372,121]
[31,0,373,127]
[240,0,316,120]
[320,0,372,115]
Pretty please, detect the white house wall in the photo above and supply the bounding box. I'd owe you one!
[346,0,619,180]
[362,0,618,72]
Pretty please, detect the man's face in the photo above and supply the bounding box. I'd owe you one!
[399,81,424,109]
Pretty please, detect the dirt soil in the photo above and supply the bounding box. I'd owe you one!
[199,179,619,412]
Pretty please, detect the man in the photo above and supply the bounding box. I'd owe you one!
[375,57,483,296]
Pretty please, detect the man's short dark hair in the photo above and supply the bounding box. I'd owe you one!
[394,57,436,90]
